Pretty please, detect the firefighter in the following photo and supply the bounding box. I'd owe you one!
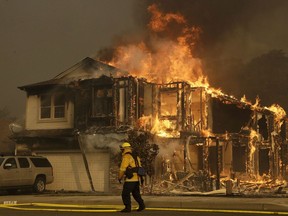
[118,142,145,212]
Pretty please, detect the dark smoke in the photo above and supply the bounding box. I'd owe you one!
[97,0,288,111]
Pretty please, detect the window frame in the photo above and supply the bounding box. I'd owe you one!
[160,90,178,117]
[39,93,67,121]
[92,86,113,118]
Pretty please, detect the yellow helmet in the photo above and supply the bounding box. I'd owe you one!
[121,142,131,148]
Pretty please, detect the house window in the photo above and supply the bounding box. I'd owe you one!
[40,95,52,118]
[40,94,66,119]
[54,94,65,118]
[160,91,177,116]
[92,87,113,117]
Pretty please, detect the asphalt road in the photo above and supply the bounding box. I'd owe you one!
[0,207,287,216]
[1,192,288,215]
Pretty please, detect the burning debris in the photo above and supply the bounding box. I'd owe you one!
[147,174,288,196]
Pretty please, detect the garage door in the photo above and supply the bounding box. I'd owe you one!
[42,151,110,192]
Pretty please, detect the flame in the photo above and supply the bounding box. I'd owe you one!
[201,129,212,137]
[266,104,286,132]
[109,4,205,85]
[147,4,186,32]
[107,5,208,138]
[251,96,261,109]
[249,129,258,155]
[150,115,180,138]
[248,129,258,174]
[240,95,260,107]
[137,115,152,131]
[266,104,286,122]
[106,4,286,139]
[240,95,249,104]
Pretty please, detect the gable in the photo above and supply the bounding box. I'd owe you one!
[18,57,128,92]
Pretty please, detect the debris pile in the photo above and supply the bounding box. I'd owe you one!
[232,179,288,196]
[143,171,288,197]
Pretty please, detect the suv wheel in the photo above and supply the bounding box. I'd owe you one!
[33,177,46,193]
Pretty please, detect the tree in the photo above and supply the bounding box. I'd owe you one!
[126,130,159,177]
[0,106,10,119]
[241,50,288,110]
[0,106,15,120]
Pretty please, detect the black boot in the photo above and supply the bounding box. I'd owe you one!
[137,203,145,212]
[120,205,131,213]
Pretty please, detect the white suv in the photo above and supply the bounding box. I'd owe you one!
[0,155,54,193]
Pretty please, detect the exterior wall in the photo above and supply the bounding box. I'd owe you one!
[25,95,74,130]
[42,151,110,192]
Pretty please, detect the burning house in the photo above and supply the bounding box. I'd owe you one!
[10,56,287,194]
[9,4,288,194]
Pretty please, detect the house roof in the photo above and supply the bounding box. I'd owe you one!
[17,57,282,118]
[18,57,128,91]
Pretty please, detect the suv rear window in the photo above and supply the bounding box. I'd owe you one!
[30,157,52,167]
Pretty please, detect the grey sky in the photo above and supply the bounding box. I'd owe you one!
[0,0,137,118]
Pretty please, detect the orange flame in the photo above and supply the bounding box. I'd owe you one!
[249,129,258,155]
[147,4,186,32]
[150,115,180,138]
[266,104,286,132]
[109,4,205,85]
[106,4,286,139]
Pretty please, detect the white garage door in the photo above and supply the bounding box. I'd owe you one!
[42,151,110,192]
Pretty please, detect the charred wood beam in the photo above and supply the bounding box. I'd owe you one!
[164,172,195,193]
[177,83,180,130]
[200,88,204,130]
[181,84,185,131]
[203,138,209,171]
[215,138,220,190]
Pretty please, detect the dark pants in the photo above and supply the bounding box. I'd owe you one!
[122,181,144,209]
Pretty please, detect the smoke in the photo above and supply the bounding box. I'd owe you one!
[139,0,288,110]
[154,138,182,158]
[96,0,288,110]
[78,133,128,154]
[139,0,288,57]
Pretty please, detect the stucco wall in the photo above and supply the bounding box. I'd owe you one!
[25,95,74,130]
[42,151,110,192]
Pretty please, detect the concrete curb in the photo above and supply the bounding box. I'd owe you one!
[0,194,287,213]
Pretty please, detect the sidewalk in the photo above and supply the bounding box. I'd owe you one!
[0,193,288,212]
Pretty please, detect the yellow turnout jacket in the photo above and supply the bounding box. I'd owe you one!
[118,148,141,182]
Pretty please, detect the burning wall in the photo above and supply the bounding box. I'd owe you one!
[72,69,286,193]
